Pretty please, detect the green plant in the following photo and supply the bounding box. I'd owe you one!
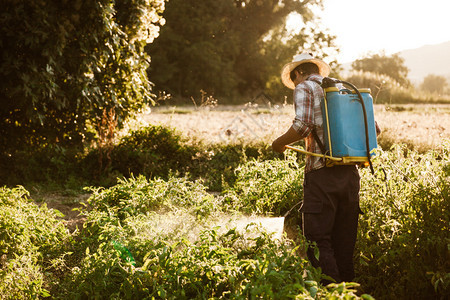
[0,0,165,155]
[355,142,450,299]
[55,171,374,299]
[224,151,304,215]
[0,186,72,299]
[109,125,196,180]
[85,175,219,220]
[61,225,368,299]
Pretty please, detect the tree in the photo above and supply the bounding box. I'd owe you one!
[147,0,238,99]
[0,0,165,153]
[421,74,447,94]
[351,53,410,87]
[147,0,335,100]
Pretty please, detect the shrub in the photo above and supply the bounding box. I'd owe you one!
[0,145,84,187]
[60,227,366,299]
[110,125,196,180]
[356,143,450,299]
[0,0,165,153]
[224,151,304,216]
[0,186,72,299]
[57,173,372,299]
[75,175,224,254]
[191,142,277,192]
[85,175,219,220]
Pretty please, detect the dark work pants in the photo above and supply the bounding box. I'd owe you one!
[301,165,361,283]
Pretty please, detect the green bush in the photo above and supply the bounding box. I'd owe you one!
[0,0,165,153]
[0,145,85,187]
[224,151,304,216]
[61,227,365,299]
[191,142,277,192]
[92,125,277,191]
[0,123,277,191]
[110,125,195,180]
[356,143,450,299]
[85,175,219,220]
[55,174,371,299]
[0,186,72,299]
[74,175,224,255]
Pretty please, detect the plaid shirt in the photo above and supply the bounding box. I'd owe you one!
[292,74,326,173]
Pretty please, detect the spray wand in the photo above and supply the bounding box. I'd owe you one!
[285,145,342,162]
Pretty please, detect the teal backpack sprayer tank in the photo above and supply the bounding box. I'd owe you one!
[286,77,378,174]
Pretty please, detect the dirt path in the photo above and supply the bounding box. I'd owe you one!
[31,191,90,232]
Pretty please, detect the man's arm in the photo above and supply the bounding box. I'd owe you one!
[272,125,303,153]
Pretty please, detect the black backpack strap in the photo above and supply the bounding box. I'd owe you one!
[311,127,326,154]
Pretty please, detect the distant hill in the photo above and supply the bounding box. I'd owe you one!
[399,40,450,84]
[341,41,450,85]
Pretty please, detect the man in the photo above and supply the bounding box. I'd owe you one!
[272,53,361,283]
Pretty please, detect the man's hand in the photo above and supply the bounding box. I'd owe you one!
[272,138,286,153]
[272,126,303,153]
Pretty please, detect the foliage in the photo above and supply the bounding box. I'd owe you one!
[147,0,335,101]
[61,227,365,299]
[2,137,450,298]
[90,124,278,190]
[85,175,220,221]
[0,123,277,190]
[421,74,448,94]
[351,53,410,87]
[0,144,85,188]
[0,0,165,154]
[56,174,365,298]
[356,143,450,299]
[0,186,72,299]
[225,151,304,215]
[109,125,195,180]
[191,142,277,192]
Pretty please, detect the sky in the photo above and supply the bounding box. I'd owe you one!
[313,0,450,63]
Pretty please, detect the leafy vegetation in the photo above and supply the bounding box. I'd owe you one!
[346,53,450,104]
[1,129,448,298]
[0,0,165,154]
[54,175,365,299]
[1,1,448,298]
[0,186,72,299]
[224,152,304,215]
[351,53,410,87]
[421,74,448,94]
[345,71,414,104]
[356,143,450,299]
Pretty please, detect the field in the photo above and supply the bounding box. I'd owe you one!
[1,103,449,299]
[143,103,450,152]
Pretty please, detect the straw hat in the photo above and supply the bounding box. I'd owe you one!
[281,53,331,89]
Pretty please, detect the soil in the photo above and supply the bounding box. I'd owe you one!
[32,191,90,232]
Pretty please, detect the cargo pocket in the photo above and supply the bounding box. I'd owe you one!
[300,180,323,213]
